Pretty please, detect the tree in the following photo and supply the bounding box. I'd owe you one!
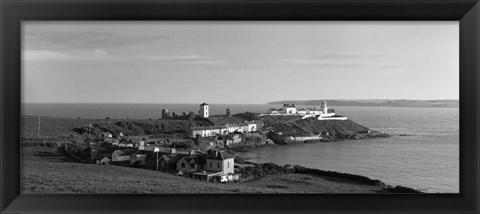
[188,111,196,121]
[118,121,128,130]
[133,160,146,168]
[133,126,144,136]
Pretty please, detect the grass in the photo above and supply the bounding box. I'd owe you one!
[21,115,205,139]
[21,147,388,194]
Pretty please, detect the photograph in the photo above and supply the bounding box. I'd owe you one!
[20,21,459,194]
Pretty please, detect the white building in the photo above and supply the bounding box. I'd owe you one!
[282,104,297,114]
[191,126,228,138]
[265,101,344,120]
[200,103,209,118]
[191,121,258,138]
[138,139,145,151]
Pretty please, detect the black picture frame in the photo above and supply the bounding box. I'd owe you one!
[1,0,479,213]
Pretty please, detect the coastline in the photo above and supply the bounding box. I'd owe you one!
[21,146,421,193]
[19,115,429,193]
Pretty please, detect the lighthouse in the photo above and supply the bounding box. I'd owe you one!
[321,100,328,115]
[200,103,209,118]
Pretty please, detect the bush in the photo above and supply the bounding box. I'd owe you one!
[132,126,145,136]
[46,142,58,148]
[133,160,146,168]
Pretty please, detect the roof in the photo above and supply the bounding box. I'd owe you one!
[208,151,235,160]
[225,124,247,128]
[200,103,208,106]
[113,148,136,156]
[190,126,227,131]
[179,154,207,167]
[283,104,296,107]
[160,154,184,164]
[97,156,111,161]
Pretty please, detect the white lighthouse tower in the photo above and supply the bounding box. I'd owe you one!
[321,100,328,116]
[200,103,209,118]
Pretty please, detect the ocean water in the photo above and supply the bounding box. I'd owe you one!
[22,103,279,119]
[22,103,459,193]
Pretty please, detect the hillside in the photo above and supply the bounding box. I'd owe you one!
[21,116,212,138]
[260,115,369,137]
[21,147,390,193]
[267,99,459,108]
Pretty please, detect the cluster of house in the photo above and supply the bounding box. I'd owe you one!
[190,121,258,138]
[165,150,239,182]
[88,135,240,183]
[266,101,347,120]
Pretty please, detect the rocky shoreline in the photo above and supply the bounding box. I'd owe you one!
[226,131,392,152]
[235,161,422,193]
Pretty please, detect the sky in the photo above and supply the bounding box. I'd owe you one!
[22,21,459,104]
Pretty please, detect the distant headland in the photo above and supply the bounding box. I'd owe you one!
[267,99,459,108]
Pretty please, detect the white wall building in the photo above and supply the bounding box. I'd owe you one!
[266,101,344,120]
[282,104,297,114]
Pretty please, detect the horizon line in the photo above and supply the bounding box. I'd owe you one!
[22,98,460,105]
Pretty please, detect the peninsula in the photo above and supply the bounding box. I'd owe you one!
[21,101,414,194]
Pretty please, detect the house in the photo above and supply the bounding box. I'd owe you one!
[96,156,111,165]
[265,101,343,120]
[268,108,281,114]
[173,150,237,182]
[176,156,203,173]
[204,150,235,174]
[111,150,131,162]
[191,126,227,138]
[232,134,241,143]
[191,171,222,182]
[112,132,124,138]
[100,132,112,138]
[224,134,242,146]
[126,143,134,148]
[117,138,128,147]
[163,148,176,154]
[225,124,243,133]
[138,138,146,150]
[159,154,184,171]
[282,104,297,114]
[130,154,147,165]
[246,122,257,132]
[296,109,307,116]
[214,173,240,183]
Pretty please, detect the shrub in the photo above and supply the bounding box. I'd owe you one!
[133,160,146,168]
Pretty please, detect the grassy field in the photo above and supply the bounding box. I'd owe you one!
[21,147,387,194]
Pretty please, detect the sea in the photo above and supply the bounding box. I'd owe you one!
[22,103,459,193]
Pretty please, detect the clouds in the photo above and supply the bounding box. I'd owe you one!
[24,49,114,61]
[24,29,171,50]
[283,53,398,68]
[22,22,459,103]
[135,54,226,65]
